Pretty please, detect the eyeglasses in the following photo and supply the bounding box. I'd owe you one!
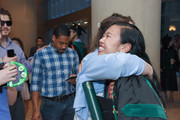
[1,20,12,26]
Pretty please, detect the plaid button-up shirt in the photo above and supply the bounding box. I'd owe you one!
[30,44,79,97]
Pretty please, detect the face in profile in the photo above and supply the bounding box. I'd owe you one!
[52,35,70,53]
[98,25,124,55]
[69,29,76,41]
[0,15,12,37]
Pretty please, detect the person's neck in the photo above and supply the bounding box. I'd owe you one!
[0,36,7,48]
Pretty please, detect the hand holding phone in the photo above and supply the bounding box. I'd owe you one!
[7,49,16,57]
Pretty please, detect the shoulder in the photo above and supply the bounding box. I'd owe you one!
[34,46,51,56]
[73,41,85,47]
[10,41,24,53]
[10,41,22,49]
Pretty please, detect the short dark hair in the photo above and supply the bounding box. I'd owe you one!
[36,36,44,42]
[69,25,82,37]
[53,24,70,38]
[12,37,24,50]
[0,8,12,22]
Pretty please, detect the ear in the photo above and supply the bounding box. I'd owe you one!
[52,35,56,42]
[121,43,132,53]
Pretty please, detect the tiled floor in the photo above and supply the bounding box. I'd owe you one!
[25,92,180,120]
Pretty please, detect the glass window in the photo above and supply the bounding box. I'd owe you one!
[48,0,91,20]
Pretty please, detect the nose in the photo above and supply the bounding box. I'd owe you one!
[62,44,67,49]
[99,36,105,44]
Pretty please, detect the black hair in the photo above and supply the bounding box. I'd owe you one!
[89,13,135,52]
[115,22,147,62]
[36,36,44,42]
[111,22,165,105]
[12,37,24,51]
[0,8,12,22]
[161,34,172,50]
[69,25,85,37]
[53,24,70,38]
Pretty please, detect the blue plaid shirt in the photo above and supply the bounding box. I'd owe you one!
[30,44,79,97]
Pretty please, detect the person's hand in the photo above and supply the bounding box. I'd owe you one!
[3,55,17,63]
[142,62,153,79]
[36,45,48,52]
[67,74,77,85]
[170,58,175,64]
[0,63,18,85]
[32,109,41,120]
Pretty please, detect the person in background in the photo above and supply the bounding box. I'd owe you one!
[0,18,18,120]
[172,34,180,51]
[29,36,44,57]
[12,37,31,117]
[31,24,79,120]
[0,8,27,120]
[161,34,179,102]
[69,24,87,62]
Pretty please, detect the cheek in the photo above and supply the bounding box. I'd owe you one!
[109,41,120,51]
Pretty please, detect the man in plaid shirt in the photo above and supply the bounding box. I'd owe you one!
[30,24,79,120]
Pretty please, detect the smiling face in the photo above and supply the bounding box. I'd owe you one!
[98,25,124,55]
[52,35,70,53]
[0,15,11,37]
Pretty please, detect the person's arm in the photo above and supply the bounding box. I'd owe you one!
[7,87,17,106]
[31,91,41,120]
[67,51,79,84]
[78,51,152,83]
[141,62,153,79]
[30,53,43,120]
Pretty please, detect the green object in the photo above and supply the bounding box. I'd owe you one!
[73,42,87,59]
[120,76,167,119]
[7,61,27,87]
[83,81,103,120]
[121,104,167,119]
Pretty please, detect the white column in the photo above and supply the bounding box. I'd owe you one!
[91,0,161,77]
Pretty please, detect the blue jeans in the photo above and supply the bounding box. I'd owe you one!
[40,95,75,120]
